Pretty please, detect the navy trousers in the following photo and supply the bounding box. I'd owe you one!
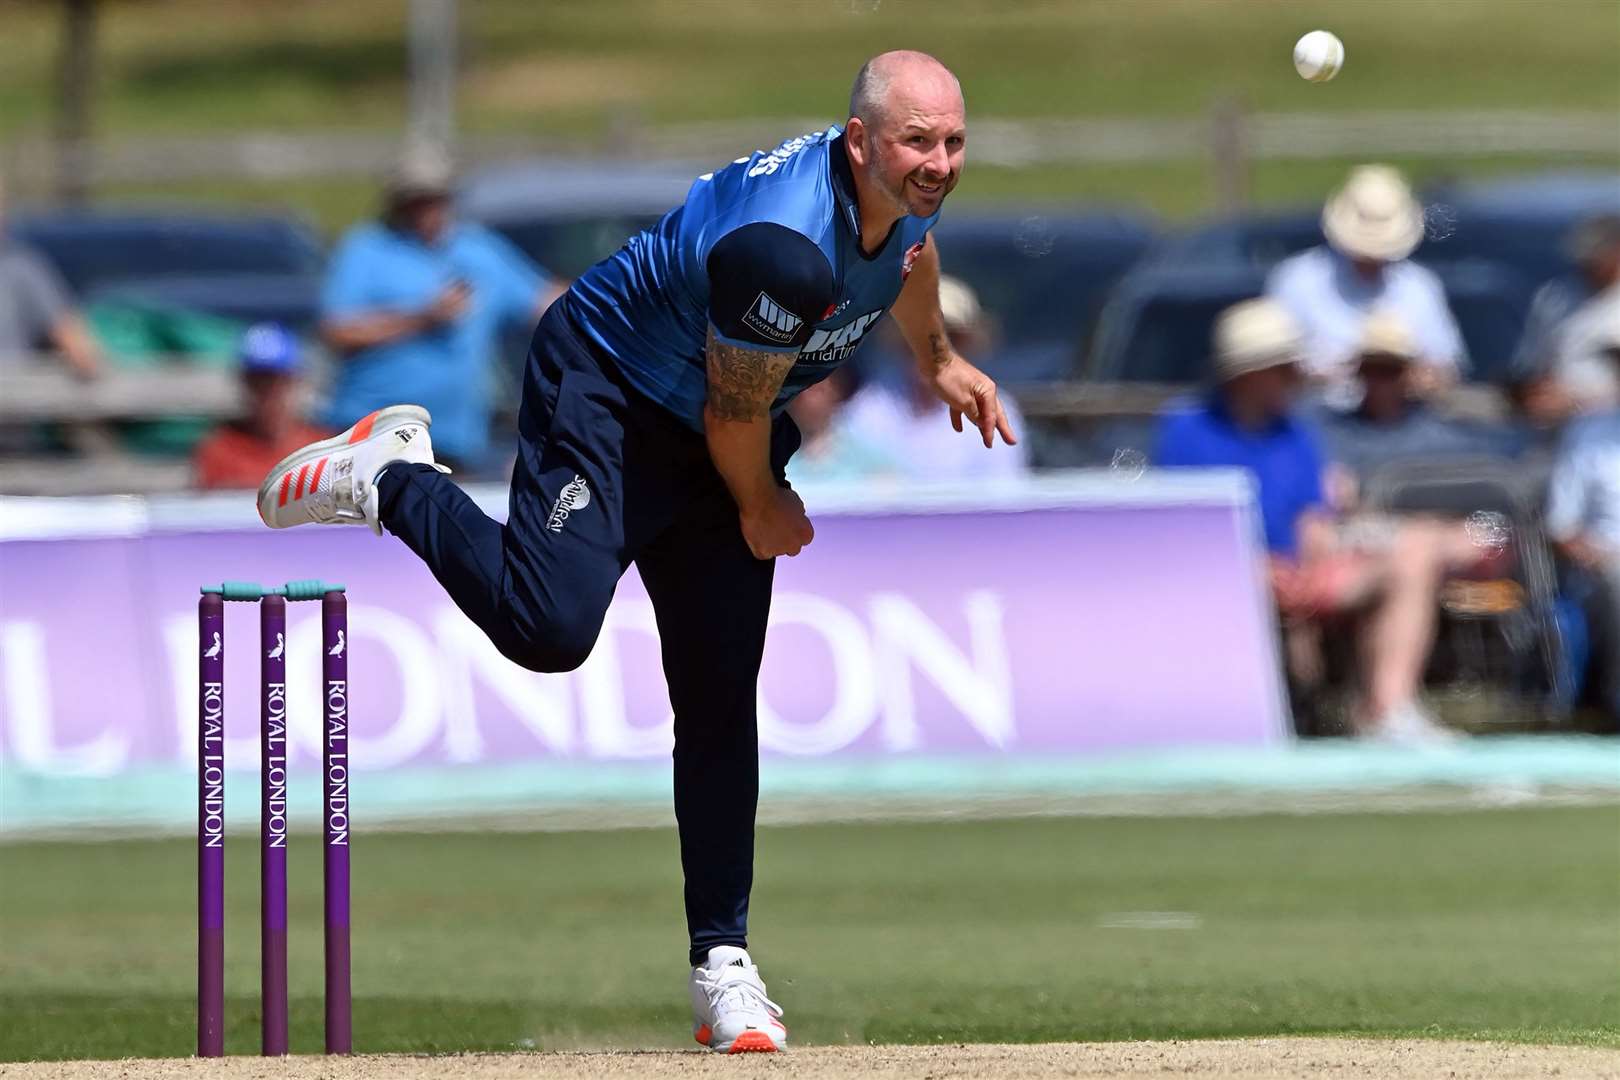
[377,297,799,965]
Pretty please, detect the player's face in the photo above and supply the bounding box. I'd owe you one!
[870,96,965,217]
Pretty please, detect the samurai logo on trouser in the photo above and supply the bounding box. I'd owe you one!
[547,475,592,533]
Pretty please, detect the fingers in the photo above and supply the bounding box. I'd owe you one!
[995,409,1018,446]
[950,408,964,433]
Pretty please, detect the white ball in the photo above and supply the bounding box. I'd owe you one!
[1293,30,1345,83]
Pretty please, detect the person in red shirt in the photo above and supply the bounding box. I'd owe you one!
[194,324,331,490]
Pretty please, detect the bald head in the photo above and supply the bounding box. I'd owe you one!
[844,51,966,224]
[850,50,962,128]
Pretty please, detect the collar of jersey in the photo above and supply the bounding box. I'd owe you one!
[828,131,897,262]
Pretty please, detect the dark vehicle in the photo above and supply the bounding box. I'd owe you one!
[1085,260,1535,384]
[456,159,701,279]
[460,162,1157,388]
[928,209,1155,384]
[1145,170,1620,289]
[6,209,326,331]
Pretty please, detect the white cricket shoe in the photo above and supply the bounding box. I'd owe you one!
[689,946,787,1054]
[1367,701,1462,746]
[256,405,446,535]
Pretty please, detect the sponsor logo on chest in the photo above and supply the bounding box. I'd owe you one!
[799,309,883,365]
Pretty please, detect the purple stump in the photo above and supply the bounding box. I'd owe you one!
[197,593,226,1058]
[322,591,353,1054]
[259,595,290,1055]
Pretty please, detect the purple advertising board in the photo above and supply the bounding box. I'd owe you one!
[0,473,1286,787]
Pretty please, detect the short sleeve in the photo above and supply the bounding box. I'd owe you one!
[1295,424,1327,513]
[1152,408,1201,467]
[1544,430,1591,541]
[472,226,548,326]
[705,222,835,352]
[10,248,72,339]
[1413,265,1468,373]
[320,231,376,318]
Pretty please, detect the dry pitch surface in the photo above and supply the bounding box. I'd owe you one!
[4,1041,1618,1080]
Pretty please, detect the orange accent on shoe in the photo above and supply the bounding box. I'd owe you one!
[277,471,293,508]
[348,411,379,444]
[694,1024,713,1047]
[727,1031,778,1054]
[308,456,327,495]
[293,463,312,500]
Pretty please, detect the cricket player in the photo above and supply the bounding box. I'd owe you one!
[258,50,1015,1053]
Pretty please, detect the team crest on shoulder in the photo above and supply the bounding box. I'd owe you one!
[901,240,927,281]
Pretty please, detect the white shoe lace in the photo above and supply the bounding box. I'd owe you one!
[695,963,783,1022]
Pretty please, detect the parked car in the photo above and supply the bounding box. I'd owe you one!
[1084,259,1535,384]
[928,209,1155,384]
[1144,170,1620,289]
[6,208,326,331]
[456,159,701,279]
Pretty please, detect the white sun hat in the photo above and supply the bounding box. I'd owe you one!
[1322,165,1425,263]
[937,274,983,333]
[1213,298,1303,381]
[1354,310,1421,364]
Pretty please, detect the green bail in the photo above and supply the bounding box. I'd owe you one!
[279,580,346,601]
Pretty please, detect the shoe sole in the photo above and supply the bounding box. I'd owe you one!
[256,405,431,522]
[694,1024,782,1054]
[727,1031,780,1053]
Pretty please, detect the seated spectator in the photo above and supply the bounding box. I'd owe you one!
[784,369,890,486]
[1311,312,1509,499]
[828,275,1029,483]
[1512,213,1620,427]
[319,146,564,474]
[194,324,331,490]
[1155,298,1478,743]
[1266,165,1465,400]
[1544,314,1620,723]
[0,175,102,379]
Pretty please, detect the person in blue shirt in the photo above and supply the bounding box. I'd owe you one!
[258,51,1017,1052]
[1155,298,1468,745]
[319,147,563,471]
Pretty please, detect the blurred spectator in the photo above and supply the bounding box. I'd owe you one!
[0,176,102,379]
[829,275,1028,482]
[1266,165,1465,399]
[1312,312,1505,501]
[785,369,890,485]
[1544,314,1620,722]
[1155,298,1476,743]
[193,323,330,490]
[1513,213,1620,426]
[319,146,564,473]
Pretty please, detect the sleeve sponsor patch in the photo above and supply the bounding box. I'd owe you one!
[740,292,804,344]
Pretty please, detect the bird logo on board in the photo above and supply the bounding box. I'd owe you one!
[741,292,802,344]
[267,632,285,660]
[548,475,592,533]
[901,240,926,281]
[328,631,346,658]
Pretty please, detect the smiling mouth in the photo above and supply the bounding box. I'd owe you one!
[909,177,945,196]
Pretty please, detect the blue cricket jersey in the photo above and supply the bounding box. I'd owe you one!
[567,125,940,430]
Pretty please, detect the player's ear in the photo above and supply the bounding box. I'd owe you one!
[844,117,869,167]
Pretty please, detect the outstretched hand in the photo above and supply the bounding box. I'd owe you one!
[931,357,1018,448]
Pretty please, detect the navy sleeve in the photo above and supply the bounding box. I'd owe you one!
[706,222,835,352]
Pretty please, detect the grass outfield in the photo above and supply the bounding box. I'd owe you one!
[2,1,1617,228]
[2,806,1617,1061]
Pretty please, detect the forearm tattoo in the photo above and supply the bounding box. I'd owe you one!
[926,328,954,372]
[705,327,796,422]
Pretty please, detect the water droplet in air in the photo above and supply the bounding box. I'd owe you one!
[1423,203,1458,243]
[1110,448,1147,481]
[1014,215,1057,258]
[1464,510,1511,555]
